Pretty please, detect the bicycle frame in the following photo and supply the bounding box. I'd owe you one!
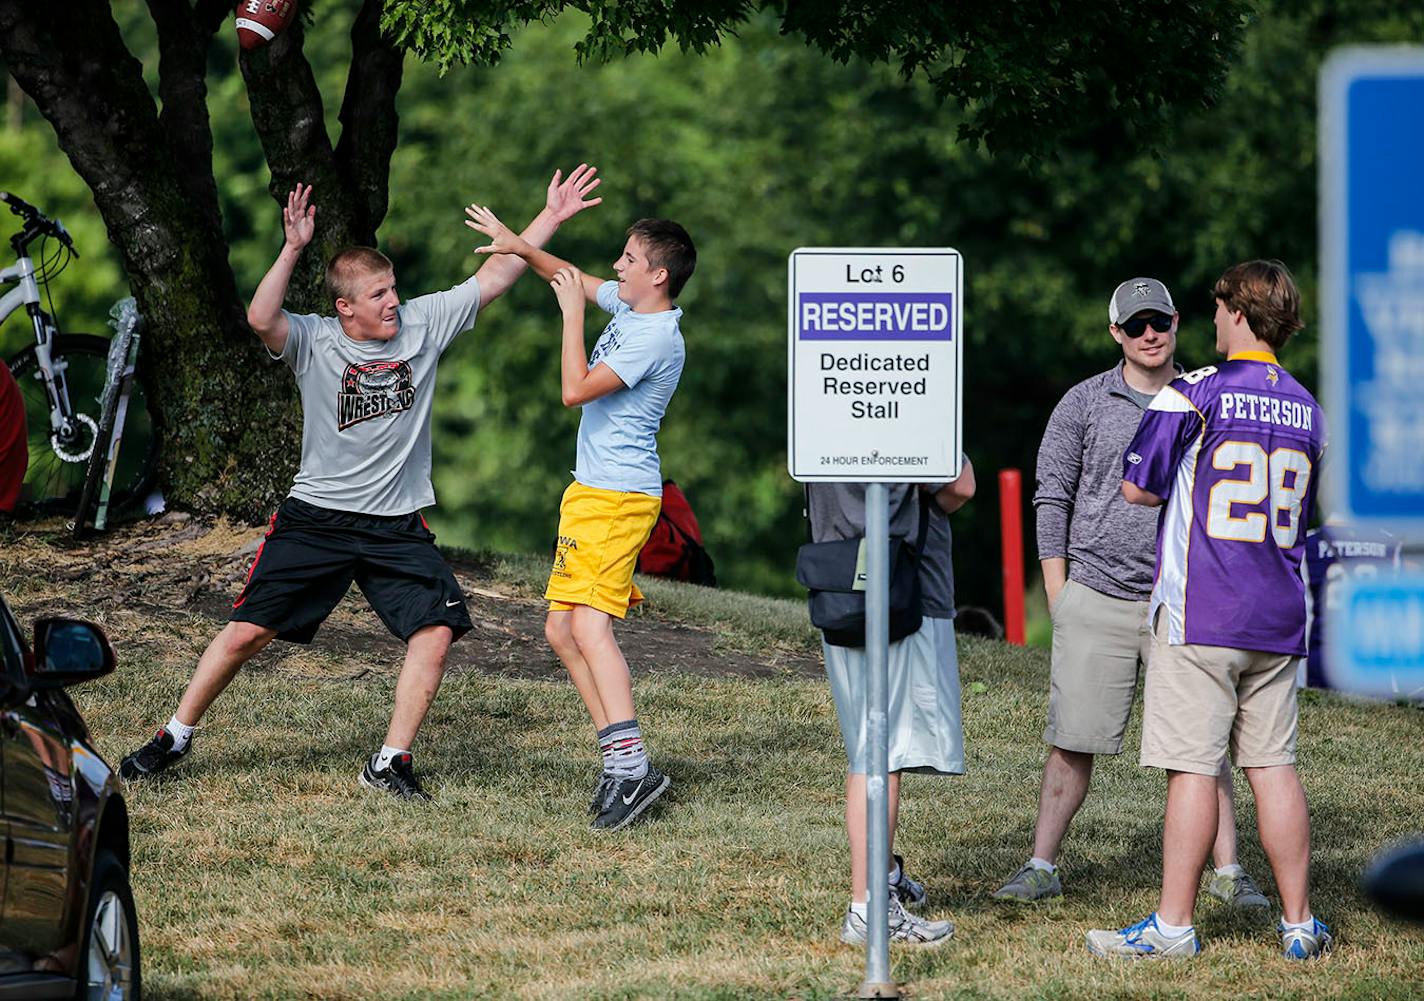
[1,253,84,447]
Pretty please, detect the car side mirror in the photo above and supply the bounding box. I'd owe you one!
[30,618,116,688]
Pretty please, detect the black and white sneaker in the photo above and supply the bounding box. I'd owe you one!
[119,727,191,780]
[891,853,929,909]
[359,752,431,801]
[589,772,616,816]
[592,764,670,830]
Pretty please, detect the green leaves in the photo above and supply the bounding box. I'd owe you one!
[383,0,1249,159]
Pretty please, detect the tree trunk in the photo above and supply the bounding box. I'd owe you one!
[0,0,402,522]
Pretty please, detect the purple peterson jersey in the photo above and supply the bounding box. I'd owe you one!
[1123,354,1326,654]
[1303,524,1403,688]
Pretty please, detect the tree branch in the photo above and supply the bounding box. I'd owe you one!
[239,14,354,309]
[195,0,234,38]
[0,0,186,271]
[333,0,405,237]
[146,0,224,234]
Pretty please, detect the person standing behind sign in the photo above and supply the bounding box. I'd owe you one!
[994,278,1265,910]
[808,463,974,948]
[1087,259,1330,960]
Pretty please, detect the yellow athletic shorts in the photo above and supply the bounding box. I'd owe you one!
[545,481,661,618]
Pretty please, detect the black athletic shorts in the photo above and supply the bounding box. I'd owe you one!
[230,496,473,644]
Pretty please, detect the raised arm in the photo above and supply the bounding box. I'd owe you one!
[465,165,606,306]
[246,183,315,355]
[551,266,626,407]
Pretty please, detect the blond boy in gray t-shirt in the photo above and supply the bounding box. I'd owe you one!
[120,167,604,801]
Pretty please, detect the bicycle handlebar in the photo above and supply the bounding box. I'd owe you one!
[1,191,77,255]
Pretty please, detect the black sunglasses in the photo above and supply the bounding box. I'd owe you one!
[1117,313,1174,338]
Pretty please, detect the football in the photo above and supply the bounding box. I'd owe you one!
[234,0,298,51]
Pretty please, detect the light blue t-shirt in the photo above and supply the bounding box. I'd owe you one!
[573,280,685,497]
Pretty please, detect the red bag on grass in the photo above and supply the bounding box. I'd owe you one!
[637,480,717,586]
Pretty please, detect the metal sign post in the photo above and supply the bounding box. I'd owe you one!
[861,481,893,998]
[787,248,962,998]
[1320,48,1424,697]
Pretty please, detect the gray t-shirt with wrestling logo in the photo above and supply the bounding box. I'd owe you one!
[274,276,481,516]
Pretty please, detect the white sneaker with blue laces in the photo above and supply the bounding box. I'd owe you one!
[1085,913,1201,959]
[1280,916,1333,959]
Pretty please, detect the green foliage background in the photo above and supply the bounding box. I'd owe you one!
[2,2,1420,608]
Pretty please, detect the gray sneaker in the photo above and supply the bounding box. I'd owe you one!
[840,894,954,948]
[1207,869,1270,910]
[890,853,928,909]
[1086,913,1201,959]
[992,862,1063,901]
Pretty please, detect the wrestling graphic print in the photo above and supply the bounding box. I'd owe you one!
[337,360,416,431]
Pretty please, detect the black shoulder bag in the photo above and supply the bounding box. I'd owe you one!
[794,490,930,648]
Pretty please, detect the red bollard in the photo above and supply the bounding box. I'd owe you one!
[998,468,1026,645]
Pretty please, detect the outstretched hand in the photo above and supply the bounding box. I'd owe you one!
[550,266,585,315]
[284,183,315,250]
[544,163,602,224]
[464,204,525,256]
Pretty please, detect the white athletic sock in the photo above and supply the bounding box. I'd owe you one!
[1215,863,1245,878]
[888,858,902,884]
[373,744,408,771]
[165,716,195,750]
[1281,915,1315,932]
[1028,857,1057,873]
[1153,914,1194,938]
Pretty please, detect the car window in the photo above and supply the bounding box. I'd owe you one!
[0,597,27,681]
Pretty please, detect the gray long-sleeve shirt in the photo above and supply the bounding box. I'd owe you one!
[1034,362,1171,601]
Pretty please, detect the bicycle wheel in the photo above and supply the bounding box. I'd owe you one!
[6,333,157,515]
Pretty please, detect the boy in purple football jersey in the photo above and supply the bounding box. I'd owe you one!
[1086,260,1332,961]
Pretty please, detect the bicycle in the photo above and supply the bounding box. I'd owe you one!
[1,191,157,523]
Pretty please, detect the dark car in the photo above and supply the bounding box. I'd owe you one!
[0,593,138,1000]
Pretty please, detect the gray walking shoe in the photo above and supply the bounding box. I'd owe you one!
[1207,869,1270,910]
[992,862,1063,901]
[840,893,954,948]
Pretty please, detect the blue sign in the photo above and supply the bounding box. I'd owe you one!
[1321,49,1424,533]
[1326,575,1424,701]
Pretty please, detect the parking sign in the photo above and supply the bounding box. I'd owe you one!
[786,248,962,482]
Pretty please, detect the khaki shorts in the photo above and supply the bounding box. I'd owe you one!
[1140,611,1300,775]
[545,481,660,618]
[1043,579,1151,755]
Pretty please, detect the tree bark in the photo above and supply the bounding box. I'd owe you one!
[0,0,301,520]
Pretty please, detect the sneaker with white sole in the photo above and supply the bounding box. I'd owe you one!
[1085,913,1201,959]
[119,727,191,780]
[840,893,954,948]
[1280,916,1333,959]
[358,752,431,801]
[890,853,928,909]
[992,862,1063,901]
[1208,869,1270,910]
[592,764,670,830]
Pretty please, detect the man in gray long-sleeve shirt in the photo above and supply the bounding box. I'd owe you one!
[992,278,1266,910]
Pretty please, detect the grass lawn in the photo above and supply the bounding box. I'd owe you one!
[8,524,1423,998]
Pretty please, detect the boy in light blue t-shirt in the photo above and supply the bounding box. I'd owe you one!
[466,202,695,831]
